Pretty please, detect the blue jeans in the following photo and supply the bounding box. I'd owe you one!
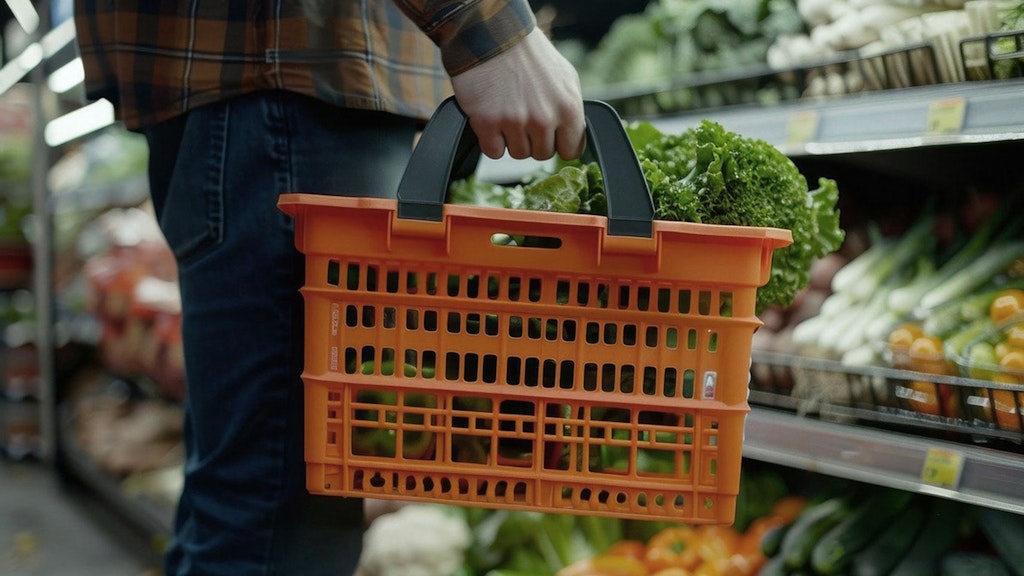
[145,90,418,576]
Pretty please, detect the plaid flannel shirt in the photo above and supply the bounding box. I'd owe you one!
[74,0,536,130]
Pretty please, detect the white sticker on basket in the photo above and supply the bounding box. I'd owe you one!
[330,303,341,337]
[702,371,717,400]
[329,346,339,372]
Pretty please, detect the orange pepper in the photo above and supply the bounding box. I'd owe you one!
[768,496,808,523]
[555,555,648,576]
[693,525,739,563]
[644,526,703,572]
[736,514,787,558]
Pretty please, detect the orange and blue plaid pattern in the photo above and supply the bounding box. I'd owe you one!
[74,0,536,130]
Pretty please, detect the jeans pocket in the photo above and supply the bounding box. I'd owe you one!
[157,103,228,265]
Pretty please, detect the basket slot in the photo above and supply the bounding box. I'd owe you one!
[320,261,742,317]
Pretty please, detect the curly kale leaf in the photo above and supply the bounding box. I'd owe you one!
[449,119,844,314]
[627,119,845,313]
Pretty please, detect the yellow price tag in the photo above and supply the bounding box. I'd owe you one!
[786,110,820,145]
[925,97,966,135]
[921,447,964,489]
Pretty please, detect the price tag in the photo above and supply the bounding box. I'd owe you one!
[921,447,964,489]
[786,110,820,145]
[925,97,966,135]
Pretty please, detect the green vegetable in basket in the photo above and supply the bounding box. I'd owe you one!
[450,120,844,314]
[448,166,587,214]
[350,361,437,459]
[623,119,845,314]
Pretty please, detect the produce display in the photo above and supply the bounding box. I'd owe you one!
[558,0,1024,115]
[770,0,1015,93]
[556,0,807,113]
[751,190,1024,438]
[81,207,185,401]
[355,468,1024,576]
[355,466,803,576]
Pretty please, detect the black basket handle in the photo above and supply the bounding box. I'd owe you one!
[396,96,654,238]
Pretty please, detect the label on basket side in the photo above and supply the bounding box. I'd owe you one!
[702,371,717,400]
[329,303,341,371]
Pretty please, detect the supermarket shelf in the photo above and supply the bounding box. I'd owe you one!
[743,407,1024,515]
[479,79,1024,182]
[645,78,1024,156]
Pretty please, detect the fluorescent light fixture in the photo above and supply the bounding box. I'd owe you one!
[41,18,77,58]
[4,0,40,35]
[0,41,42,94]
[0,18,79,98]
[47,57,84,93]
[44,98,116,147]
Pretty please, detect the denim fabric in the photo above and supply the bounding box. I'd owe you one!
[145,90,418,576]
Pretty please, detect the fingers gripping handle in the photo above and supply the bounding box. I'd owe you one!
[396,97,655,238]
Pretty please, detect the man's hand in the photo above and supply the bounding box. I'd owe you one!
[450,28,585,161]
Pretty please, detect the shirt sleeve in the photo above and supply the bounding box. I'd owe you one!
[391,0,537,76]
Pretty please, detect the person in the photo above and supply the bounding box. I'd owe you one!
[72,1,585,574]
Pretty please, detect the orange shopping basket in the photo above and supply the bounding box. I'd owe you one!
[279,98,792,524]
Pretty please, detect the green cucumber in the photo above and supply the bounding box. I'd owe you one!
[889,498,962,576]
[976,507,1024,576]
[780,497,851,570]
[851,497,927,576]
[811,488,914,574]
[761,521,793,558]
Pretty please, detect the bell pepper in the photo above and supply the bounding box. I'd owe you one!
[643,526,702,572]
[555,555,647,576]
[692,525,740,564]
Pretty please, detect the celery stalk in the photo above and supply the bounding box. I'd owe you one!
[919,241,1024,312]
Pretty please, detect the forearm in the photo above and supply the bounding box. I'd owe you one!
[390,0,537,75]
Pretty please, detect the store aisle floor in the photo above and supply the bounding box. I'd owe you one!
[0,458,161,576]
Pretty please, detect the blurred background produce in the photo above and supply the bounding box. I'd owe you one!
[4,0,1024,573]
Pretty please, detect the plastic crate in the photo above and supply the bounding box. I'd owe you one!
[279,98,792,524]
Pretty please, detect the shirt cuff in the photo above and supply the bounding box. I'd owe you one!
[429,0,537,76]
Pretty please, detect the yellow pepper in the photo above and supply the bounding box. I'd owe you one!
[644,526,702,573]
[555,555,648,576]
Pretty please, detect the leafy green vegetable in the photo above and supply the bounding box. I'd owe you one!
[449,166,591,214]
[622,119,844,313]
[451,120,844,314]
[460,510,609,576]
